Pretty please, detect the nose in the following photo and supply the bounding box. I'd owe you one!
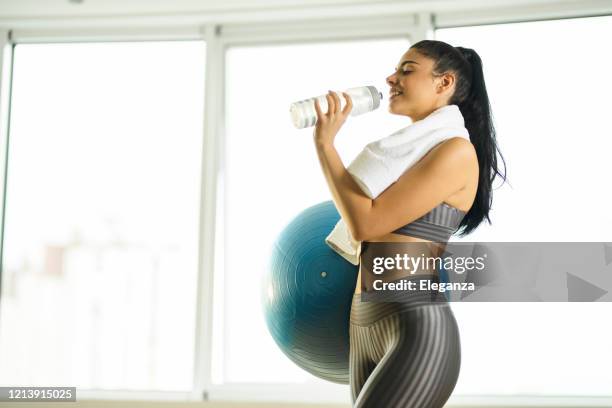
[386,72,397,87]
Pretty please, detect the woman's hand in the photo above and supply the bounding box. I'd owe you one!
[313,90,353,148]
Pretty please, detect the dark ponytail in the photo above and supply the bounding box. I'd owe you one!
[410,40,508,236]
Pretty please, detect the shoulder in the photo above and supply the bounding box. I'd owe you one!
[436,136,474,155]
[423,136,476,169]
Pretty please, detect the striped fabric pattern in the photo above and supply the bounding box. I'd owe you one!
[349,300,461,407]
[392,202,467,242]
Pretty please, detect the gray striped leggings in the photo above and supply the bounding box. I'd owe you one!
[349,279,462,407]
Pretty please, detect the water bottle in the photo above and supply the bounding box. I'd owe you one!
[289,85,383,129]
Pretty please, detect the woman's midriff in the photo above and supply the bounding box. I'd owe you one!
[354,233,448,295]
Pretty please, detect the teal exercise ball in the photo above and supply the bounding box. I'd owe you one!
[261,200,359,384]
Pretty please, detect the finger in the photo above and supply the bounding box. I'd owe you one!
[330,91,341,114]
[341,92,353,116]
[314,98,323,119]
[325,93,335,115]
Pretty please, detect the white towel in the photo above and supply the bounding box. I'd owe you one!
[325,104,470,265]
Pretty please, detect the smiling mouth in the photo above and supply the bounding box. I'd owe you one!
[389,89,404,99]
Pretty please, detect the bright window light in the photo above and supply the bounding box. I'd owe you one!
[436,15,612,396]
[217,38,412,388]
[0,41,205,391]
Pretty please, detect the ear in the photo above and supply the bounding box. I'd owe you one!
[436,72,455,94]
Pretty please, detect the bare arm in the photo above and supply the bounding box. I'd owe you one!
[312,91,472,242]
[315,142,373,241]
[359,137,473,241]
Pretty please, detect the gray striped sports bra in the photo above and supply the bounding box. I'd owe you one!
[392,202,467,242]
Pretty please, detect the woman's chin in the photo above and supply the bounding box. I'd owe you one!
[388,102,409,116]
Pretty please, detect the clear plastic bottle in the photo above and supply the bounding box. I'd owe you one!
[289,85,383,129]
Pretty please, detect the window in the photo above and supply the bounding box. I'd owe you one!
[0,41,205,391]
[436,15,612,396]
[216,38,411,388]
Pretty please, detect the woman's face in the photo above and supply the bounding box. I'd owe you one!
[386,48,454,121]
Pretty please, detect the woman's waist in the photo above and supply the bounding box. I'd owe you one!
[357,237,447,292]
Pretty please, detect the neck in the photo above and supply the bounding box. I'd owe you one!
[409,103,449,122]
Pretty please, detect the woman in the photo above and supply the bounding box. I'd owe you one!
[313,40,507,407]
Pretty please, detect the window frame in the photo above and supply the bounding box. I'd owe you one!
[1,4,612,406]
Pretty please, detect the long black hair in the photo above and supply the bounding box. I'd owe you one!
[410,40,508,236]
